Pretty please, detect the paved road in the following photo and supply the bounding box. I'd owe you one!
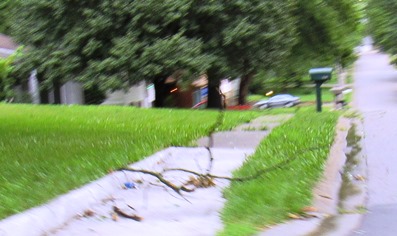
[352,46,397,235]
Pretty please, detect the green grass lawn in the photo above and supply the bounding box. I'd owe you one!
[219,108,339,235]
[0,104,263,219]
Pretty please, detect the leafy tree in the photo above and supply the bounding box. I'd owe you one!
[185,0,297,106]
[222,0,297,105]
[188,0,360,105]
[10,0,361,108]
[367,0,397,55]
[11,0,211,106]
[274,0,361,86]
[0,0,19,34]
[0,48,21,101]
[11,0,298,107]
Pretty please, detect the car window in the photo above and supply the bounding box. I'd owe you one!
[270,96,287,101]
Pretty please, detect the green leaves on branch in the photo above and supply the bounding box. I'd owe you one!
[11,0,212,92]
[0,48,22,101]
[280,0,361,78]
[367,0,397,56]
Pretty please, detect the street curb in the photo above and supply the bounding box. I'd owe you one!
[259,116,354,236]
[311,117,351,215]
[307,117,368,236]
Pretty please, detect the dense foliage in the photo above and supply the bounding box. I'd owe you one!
[0,0,18,34]
[7,1,361,106]
[273,0,361,84]
[367,0,397,56]
[0,49,21,101]
[192,1,297,105]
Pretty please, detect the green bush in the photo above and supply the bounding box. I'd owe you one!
[0,48,22,102]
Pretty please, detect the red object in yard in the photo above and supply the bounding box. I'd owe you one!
[192,100,207,109]
[227,105,252,110]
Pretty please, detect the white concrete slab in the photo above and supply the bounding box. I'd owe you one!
[50,148,254,236]
[0,147,255,236]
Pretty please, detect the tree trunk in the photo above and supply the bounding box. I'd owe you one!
[40,88,49,104]
[154,77,166,108]
[238,72,255,105]
[207,84,222,109]
[53,80,61,104]
[206,67,225,109]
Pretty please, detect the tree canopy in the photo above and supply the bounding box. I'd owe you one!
[0,0,18,34]
[12,1,210,89]
[9,0,362,107]
[275,0,361,80]
[367,0,397,55]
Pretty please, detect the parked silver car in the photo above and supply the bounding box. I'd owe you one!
[253,94,300,109]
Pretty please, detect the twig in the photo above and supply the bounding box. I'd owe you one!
[206,93,225,174]
[205,147,214,175]
[148,182,193,203]
[118,168,194,195]
[113,206,143,221]
[165,146,327,182]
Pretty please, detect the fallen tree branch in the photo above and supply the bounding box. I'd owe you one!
[118,168,194,195]
[113,206,143,221]
[119,146,326,196]
[165,145,327,182]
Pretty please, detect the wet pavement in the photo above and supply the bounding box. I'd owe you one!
[351,43,397,235]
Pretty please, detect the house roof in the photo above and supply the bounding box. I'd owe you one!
[0,34,17,58]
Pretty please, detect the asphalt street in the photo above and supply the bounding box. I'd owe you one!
[352,43,397,235]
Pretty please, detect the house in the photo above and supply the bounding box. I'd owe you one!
[101,81,155,107]
[176,75,240,108]
[0,33,17,58]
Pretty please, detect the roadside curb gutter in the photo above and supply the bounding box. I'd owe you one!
[259,117,368,236]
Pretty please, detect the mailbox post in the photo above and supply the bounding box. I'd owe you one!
[309,68,333,112]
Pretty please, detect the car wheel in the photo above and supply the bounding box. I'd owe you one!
[284,102,294,108]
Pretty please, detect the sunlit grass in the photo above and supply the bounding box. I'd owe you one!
[219,108,339,235]
[0,104,263,219]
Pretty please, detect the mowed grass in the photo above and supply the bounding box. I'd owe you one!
[219,108,339,235]
[0,104,263,219]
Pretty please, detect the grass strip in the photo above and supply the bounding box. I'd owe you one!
[0,104,263,219]
[219,108,339,236]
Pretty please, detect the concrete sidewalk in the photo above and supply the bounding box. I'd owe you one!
[0,114,292,236]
